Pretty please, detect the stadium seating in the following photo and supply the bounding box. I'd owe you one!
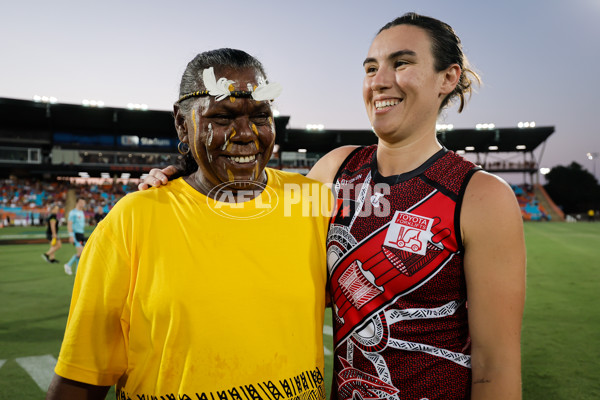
[2,177,563,228]
[0,178,133,227]
[511,184,551,221]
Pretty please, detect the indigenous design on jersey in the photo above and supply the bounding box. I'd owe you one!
[327,145,480,400]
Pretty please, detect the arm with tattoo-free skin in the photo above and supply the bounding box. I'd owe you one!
[46,375,110,400]
[461,171,526,400]
[305,146,357,185]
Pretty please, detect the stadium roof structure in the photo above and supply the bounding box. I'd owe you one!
[0,97,554,178]
[436,127,554,154]
[0,97,290,145]
[281,126,554,154]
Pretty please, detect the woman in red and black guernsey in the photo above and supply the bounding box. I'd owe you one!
[308,13,526,400]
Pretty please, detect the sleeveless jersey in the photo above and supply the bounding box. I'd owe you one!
[327,145,480,400]
[46,213,59,240]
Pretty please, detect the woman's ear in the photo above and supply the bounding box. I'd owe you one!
[173,104,188,143]
[439,64,461,96]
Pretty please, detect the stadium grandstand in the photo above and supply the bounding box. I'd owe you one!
[0,96,561,225]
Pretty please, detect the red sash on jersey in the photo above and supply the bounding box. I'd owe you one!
[330,190,458,345]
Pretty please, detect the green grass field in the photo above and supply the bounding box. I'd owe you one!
[0,222,598,399]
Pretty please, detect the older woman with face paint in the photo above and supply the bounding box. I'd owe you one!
[46,48,332,400]
[142,14,525,400]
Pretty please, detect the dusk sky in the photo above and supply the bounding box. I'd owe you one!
[1,0,599,181]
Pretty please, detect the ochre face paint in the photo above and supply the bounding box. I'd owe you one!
[192,110,198,134]
[192,137,202,161]
[225,128,235,151]
[254,164,259,180]
[251,123,261,150]
[191,109,201,161]
[229,97,236,103]
[226,169,235,181]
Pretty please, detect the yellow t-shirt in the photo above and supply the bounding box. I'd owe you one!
[55,169,332,399]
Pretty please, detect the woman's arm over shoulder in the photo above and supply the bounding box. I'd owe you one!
[306,145,359,185]
[461,171,526,400]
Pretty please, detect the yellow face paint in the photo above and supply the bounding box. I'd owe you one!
[230,128,237,139]
[250,124,261,150]
[226,142,234,152]
[193,139,202,161]
[254,164,259,180]
[227,169,235,181]
[229,97,236,103]
[192,110,198,134]
[194,109,208,163]
[228,84,235,92]
[188,136,200,161]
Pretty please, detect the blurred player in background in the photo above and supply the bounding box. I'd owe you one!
[42,204,61,263]
[63,197,86,275]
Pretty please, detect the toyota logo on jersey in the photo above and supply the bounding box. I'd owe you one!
[383,211,434,255]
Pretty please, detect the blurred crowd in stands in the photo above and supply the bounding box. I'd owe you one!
[511,184,551,221]
[481,161,537,171]
[80,152,176,166]
[1,177,595,227]
[0,178,136,227]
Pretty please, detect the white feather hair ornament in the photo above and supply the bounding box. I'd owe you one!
[201,68,282,102]
[202,67,236,102]
[251,76,283,101]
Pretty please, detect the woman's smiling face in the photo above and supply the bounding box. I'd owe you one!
[178,66,276,192]
[362,24,451,142]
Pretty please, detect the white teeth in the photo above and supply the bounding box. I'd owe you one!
[229,154,256,163]
[375,99,401,110]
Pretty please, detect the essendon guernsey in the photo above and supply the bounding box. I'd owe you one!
[327,145,480,400]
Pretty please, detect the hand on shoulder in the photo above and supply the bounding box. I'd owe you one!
[137,165,180,191]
